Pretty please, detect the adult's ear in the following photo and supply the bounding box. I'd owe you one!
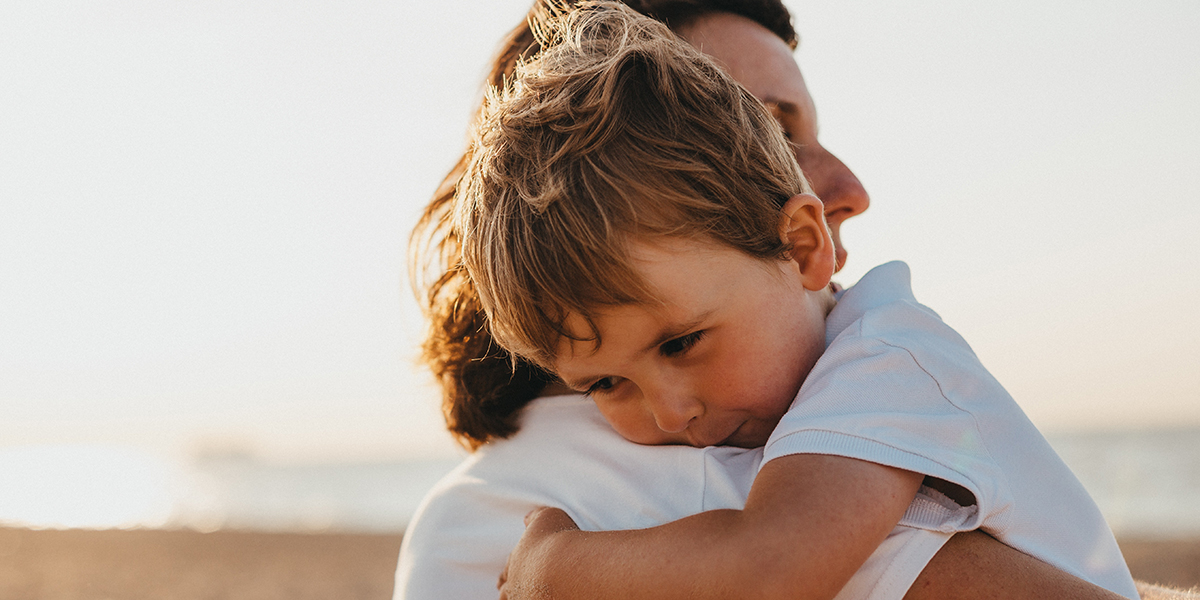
[779,193,836,291]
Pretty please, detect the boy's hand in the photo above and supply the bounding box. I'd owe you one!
[498,507,581,600]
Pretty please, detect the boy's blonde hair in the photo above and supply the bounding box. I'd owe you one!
[456,1,811,369]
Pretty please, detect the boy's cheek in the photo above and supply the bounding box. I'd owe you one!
[610,417,692,446]
[595,400,667,445]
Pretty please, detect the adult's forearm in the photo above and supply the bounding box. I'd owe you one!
[905,531,1129,600]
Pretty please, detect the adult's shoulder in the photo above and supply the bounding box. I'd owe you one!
[395,396,613,599]
[446,394,760,529]
[395,395,761,600]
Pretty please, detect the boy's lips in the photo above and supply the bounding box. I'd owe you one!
[710,420,749,448]
[687,422,742,448]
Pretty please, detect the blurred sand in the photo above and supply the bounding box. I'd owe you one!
[1,526,1197,599]
[0,527,403,600]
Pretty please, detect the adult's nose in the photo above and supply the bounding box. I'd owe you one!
[804,147,870,272]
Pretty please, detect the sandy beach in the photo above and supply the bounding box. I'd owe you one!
[0,527,402,600]
[1,526,1197,599]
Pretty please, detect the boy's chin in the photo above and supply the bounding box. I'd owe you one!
[627,420,774,449]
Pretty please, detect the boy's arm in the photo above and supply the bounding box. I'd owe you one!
[499,454,922,600]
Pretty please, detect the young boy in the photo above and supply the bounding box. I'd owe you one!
[455,3,1139,599]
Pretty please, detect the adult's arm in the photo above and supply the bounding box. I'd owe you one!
[906,530,1129,600]
[911,532,1200,600]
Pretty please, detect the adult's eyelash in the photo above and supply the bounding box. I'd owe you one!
[660,330,706,357]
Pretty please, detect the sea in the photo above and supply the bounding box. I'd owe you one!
[1,428,1197,536]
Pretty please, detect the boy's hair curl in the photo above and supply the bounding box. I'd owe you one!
[456,1,810,370]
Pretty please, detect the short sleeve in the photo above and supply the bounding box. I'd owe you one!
[763,323,1007,532]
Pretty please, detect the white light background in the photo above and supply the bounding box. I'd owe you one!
[2,0,1198,469]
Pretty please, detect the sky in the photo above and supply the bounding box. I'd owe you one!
[2,0,1198,463]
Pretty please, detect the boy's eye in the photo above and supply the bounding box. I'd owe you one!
[660,330,706,357]
[585,377,615,396]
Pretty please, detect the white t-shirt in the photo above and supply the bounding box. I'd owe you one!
[764,261,1137,599]
[394,261,1135,599]
[395,396,960,599]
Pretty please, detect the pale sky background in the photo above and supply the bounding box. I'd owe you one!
[2,0,1198,464]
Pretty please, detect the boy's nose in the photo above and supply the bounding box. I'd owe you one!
[646,391,702,434]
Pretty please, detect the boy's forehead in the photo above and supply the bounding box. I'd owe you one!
[549,247,749,380]
[554,311,602,359]
[543,236,788,379]
[552,305,654,364]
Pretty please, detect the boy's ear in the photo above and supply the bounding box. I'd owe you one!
[779,193,836,291]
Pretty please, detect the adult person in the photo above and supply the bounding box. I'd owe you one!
[398,1,1175,598]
